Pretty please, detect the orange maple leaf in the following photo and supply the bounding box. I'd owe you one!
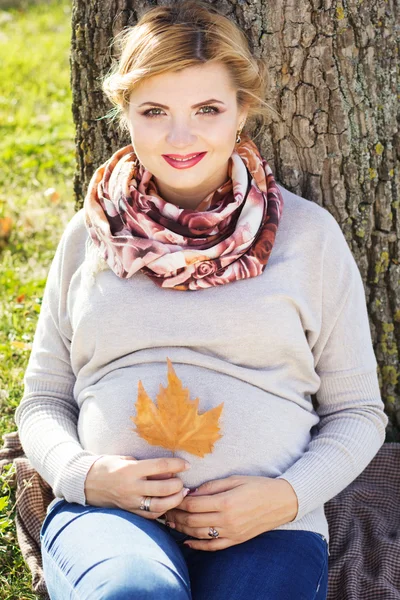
[130,357,224,458]
[0,216,12,244]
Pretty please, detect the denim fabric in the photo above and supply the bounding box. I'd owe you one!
[41,499,328,600]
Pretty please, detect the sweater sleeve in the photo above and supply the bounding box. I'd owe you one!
[14,212,104,505]
[276,215,388,523]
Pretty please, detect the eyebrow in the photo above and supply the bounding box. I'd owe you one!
[137,99,226,109]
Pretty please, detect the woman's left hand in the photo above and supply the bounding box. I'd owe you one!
[164,475,299,551]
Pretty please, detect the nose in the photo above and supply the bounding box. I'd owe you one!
[166,120,197,147]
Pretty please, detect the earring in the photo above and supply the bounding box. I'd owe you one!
[236,121,245,144]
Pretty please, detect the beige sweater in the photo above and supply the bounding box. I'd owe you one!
[14,183,388,547]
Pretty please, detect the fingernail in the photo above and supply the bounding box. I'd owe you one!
[183,487,190,497]
[184,462,191,470]
[166,521,176,529]
[187,487,198,495]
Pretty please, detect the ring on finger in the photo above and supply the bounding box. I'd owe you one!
[139,496,152,511]
[208,526,220,538]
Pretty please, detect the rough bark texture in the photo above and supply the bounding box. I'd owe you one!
[70,0,400,440]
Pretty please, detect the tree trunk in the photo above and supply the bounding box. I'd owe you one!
[70,0,400,441]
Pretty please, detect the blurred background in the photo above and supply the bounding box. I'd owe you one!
[0,1,75,596]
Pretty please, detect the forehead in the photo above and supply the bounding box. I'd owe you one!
[130,62,235,101]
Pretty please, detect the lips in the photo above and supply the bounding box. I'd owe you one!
[164,153,203,159]
[162,152,207,170]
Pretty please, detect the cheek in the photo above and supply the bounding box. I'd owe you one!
[205,118,236,137]
[131,119,165,142]
[132,126,165,159]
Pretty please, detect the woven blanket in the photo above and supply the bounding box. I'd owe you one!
[1,430,399,599]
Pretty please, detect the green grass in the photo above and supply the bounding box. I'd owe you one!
[0,1,76,597]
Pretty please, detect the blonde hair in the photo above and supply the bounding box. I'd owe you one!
[100,0,277,141]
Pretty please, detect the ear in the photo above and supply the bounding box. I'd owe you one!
[238,104,250,129]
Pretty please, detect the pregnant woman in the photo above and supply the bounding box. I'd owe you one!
[14,1,388,598]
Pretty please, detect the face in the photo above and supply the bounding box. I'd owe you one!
[126,62,248,209]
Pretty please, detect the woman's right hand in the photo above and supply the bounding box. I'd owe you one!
[84,455,191,519]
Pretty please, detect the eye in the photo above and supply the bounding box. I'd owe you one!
[142,105,220,118]
[198,105,220,115]
[142,108,163,118]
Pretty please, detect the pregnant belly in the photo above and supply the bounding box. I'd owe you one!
[77,362,317,489]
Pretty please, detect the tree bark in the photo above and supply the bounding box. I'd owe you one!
[70,0,400,440]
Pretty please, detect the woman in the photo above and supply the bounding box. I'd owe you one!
[14,1,388,599]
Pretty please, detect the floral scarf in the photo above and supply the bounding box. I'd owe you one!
[83,135,284,291]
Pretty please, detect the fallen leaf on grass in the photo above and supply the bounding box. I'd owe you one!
[10,341,31,350]
[44,187,60,203]
[0,217,12,243]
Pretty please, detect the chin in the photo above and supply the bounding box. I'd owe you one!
[163,173,205,185]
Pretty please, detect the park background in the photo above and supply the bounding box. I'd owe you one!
[0,0,399,597]
[0,1,74,596]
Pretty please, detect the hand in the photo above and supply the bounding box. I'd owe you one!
[164,475,299,551]
[84,455,191,519]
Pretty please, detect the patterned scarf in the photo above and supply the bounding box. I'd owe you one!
[83,135,284,291]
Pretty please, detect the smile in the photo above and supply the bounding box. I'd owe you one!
[162,152,207,169]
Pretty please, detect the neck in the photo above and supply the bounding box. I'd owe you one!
[153,161,231,210]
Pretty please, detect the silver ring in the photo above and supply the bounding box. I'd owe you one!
[208,527,219,538]
[139,496,152,511]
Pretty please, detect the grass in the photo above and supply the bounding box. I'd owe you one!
[0,1,76,597]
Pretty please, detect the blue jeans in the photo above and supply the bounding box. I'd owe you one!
[40,498,328,599]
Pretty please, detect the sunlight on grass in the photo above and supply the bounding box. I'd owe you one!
[0,0,76,279]
[0,2,75,187]
[0,1,76,597]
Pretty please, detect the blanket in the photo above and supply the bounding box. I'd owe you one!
[1,430,399,599]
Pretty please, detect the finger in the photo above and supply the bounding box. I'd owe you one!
[178,492,227,513]
[172,517,223,539]
[140,477,184,497]
[147,472,176,480]
[136,457,190,478]
[168,509,220,530]
[187,476,241,497]
[135,486,190,515]
[134,509,166,520]
[183,538,230,551]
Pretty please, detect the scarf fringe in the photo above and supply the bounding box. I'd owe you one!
[83,237,110,286]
